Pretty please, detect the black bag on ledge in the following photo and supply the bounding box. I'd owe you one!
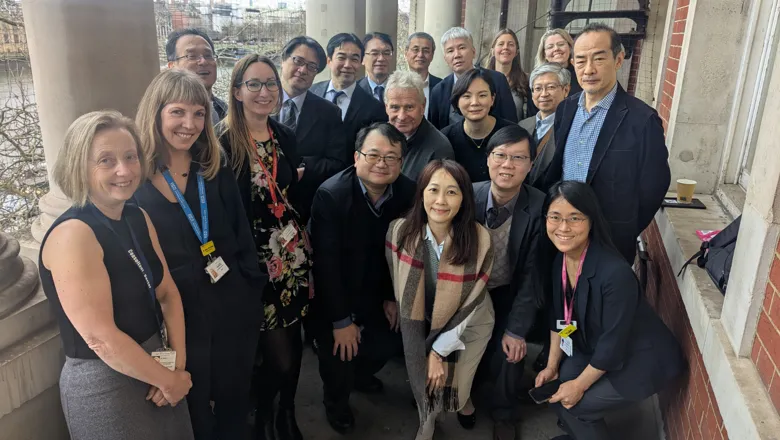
[678,216,741,295]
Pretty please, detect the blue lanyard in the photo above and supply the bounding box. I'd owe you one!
[162,169,209,245]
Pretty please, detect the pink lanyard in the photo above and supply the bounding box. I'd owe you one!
[561,245,589,324]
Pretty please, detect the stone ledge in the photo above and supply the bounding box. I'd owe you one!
[0,286,54,354]
[657,194,780,439]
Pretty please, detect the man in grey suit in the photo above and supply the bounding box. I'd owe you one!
[519,63,570,189]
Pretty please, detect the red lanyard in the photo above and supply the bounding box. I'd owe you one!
[254,126,285,218]
[561,244,588,324]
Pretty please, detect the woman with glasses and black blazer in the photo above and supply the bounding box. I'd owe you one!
[535,181,685,440]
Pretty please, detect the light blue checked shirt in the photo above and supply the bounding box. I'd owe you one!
[562,83,618,182]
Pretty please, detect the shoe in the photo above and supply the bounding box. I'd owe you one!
[457,410,477,430]
[493,420,516,440]
[276,406,303,440]
[325,405,355,435]
[254,408,276,440]
[354,375,384,393]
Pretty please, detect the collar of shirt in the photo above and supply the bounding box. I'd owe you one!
[327,80,357,99]
[358,178,393,214]
[425,224,445,260]
[486,189,519,219]
[367,76,387,94]
[282,90,307,119]
[419,73,430,86]
[577,82,618,114]
[535,111,555,138]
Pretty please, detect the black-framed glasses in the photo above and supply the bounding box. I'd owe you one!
[366,50,393,58]
[291,55,319,73]
[357,150,401,165]
[236,79,280,92]
[545,214,588,225]
[174,53,217,63]
[532,84,562,94]
[490,151,530,164]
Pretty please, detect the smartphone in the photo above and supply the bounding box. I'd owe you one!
[528,379,562,404]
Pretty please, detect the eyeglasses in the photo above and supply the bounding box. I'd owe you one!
[357,150,401,165]
[236,79,279,92]
[174,53,217,63]
[545,214,588,225]
[544,42,569,51]
[408,47,432,56]
[291,55,319,73]
[490,152,530,164]
[366,50,393,58]
[532,84,562,94]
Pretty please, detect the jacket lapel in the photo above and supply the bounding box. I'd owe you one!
[508,187,530,270]
[575,243,599,340]
[295,93,315,140]
[344,85,368,125]
[586,87,628,183]
[473,182,490,223]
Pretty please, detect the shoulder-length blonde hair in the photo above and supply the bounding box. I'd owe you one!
[485,29,529,99]
[536,28,575,67]
[54,110,145,207]
[135,69,222,180]
[221,54,282,174]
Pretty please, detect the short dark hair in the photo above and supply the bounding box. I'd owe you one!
[363,32,394,53]
[485,125,536,162]
[166,28,215,62]
[281,36,328,73]
[450,68,496,115]
[326,33,365,59]
[577,23,624,58]
[354,122,407,153]
[406,32,436,52]
[543,180,617,251]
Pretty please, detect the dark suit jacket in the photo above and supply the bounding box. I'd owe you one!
[220,117,300,224]
[519,115,557,189]
[473,182,545,337]
[428,73,442,91]
[428,67,518,130]
[310,166,416,325]
[549,242,685,401]
[284,92,348,223]
[310,80,388,164]
[542,85,670,263]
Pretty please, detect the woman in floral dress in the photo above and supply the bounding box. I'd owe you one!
[219,54,311,440]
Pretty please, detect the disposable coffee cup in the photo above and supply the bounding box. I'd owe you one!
[676,179,696,204]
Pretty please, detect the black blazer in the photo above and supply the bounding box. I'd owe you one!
[549,242,685,401]
[310,167,416,325]
[220,117,300,225]
[473,182,545,337]
[428,73,443,91]
[428,67,519,130]
[542,85,670,263]
[284,92,348,223]
[310,80,388,164]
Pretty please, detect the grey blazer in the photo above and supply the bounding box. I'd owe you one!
[519,115,556,191]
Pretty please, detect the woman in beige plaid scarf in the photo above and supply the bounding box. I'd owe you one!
[386,160,495,440]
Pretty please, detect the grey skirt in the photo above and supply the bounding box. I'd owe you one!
[60,334,194,440]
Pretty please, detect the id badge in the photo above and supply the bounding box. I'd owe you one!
[560,336,573,357]
[205,256,229,283]
[151,349,177,371]
[200,240,216,257]
[278,224,297,247]
[556,320,577,330]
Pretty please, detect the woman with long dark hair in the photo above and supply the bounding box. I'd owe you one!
[386,159,495,440]
[486,29,530,121]
[536,181,685,440]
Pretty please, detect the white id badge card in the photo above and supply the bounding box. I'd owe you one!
[278,224,297,247]
[206,256,230,283]
[151,349,177,371]
[560,336,573,357]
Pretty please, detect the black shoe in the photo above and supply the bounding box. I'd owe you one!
[325,405,355,435]
[254,409,276,440]
[276,406,303,440]
[354,375,384,393]
[457,410,476,430]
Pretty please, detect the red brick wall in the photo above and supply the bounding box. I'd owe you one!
[658,0,689,130]
[643,222,729,440]
[626,39,643,96]
[751,238,780,413]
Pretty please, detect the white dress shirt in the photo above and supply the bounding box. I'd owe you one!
[280,90,307,126]
[326,81,358,121]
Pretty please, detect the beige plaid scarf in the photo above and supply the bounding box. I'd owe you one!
[385,218,493,418]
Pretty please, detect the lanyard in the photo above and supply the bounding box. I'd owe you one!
[254,126,286,218]
[162,169,209,245]
[90,204,165,345]
[561,245,589,324]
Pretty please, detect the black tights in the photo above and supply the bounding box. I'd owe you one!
[254,321,304,412]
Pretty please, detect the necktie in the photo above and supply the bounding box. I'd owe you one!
[331,90,345,105]
[486,207,501,229]
[535,118,543,142]
[376,85,385,104]
[283,99,297,131]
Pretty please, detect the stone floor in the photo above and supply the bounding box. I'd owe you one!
[282,346,663,440]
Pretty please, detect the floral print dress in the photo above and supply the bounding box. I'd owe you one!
[250,136,312,330]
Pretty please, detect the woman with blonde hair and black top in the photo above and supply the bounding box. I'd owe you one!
[134,68,267,440]
[486,29,530,121]
[218,54,312,440]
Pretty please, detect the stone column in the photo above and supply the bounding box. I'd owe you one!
[23,0,159,242]
[0,232,38,320]
[307,0,362,83]
[424,0,462,78]
[366,0,398,72]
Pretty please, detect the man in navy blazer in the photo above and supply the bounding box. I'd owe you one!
[428,27,518,130]
[357,32,395,103]
[404,31,442,119]
[542,23,670,264]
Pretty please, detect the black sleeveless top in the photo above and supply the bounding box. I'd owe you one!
[38,204,164,359]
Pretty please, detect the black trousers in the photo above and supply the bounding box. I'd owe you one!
[315,317,402,413]
[478,287,526,421]
[552,354,629,440]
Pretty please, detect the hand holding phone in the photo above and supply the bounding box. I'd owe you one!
[528,379,562,404]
